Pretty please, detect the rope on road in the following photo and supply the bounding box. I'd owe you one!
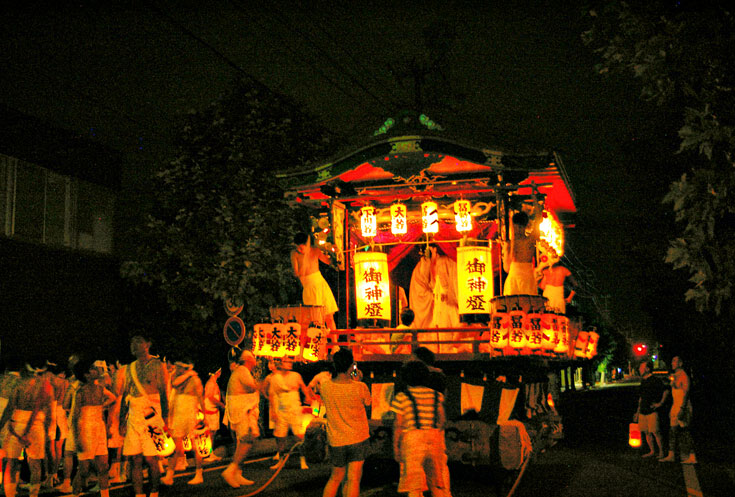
[504,451,532,497]
[235,441,304,497]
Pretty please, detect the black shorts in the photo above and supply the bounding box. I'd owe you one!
[329,438,370,467]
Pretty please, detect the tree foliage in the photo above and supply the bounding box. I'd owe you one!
[121,79,338,335]
[582,1,735,313]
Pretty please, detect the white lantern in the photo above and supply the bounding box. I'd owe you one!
[457,246,493,315]
[390,203,408,235]
[421,201,439,234]
[454,200,472,232]
[354,252,391,321]
[360,206,377,238]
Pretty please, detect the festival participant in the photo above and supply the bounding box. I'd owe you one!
[107,361,126,483]
[391,308,416,354]
[431,246,461,352]
[538,261,578,314]
[161,358,205,486]
[315,348,371,497]
[268,358,314,470]
[202,367,225,462]
[119,335,169,497]
[43,361,69,489]
[56,355,81,494]
[70,357,116,497]
[391,360,452,497]
[660,356,696,464]
[0,358,53,497]
[0,357,23,487]
[502,199,542,296]
[221,349,260,488]
[410,247,436,352]
[291,232,339,331]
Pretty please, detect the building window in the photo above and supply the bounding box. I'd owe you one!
[0,153,115,254]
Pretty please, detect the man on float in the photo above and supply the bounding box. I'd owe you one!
[502,197,542,296]
[291,232,339,331]
[538,260,578,314]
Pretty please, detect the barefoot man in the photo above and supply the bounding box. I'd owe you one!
[291,232,339,330]
[221,349,260,488]
[119,336,169,497]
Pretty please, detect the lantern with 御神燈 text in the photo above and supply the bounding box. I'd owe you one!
[354,252,391,321]
[454,200,472,232]
[302,325,326,362]
[282,320,302,358]
[457,246,494,316]
[421,201,439,234]
[390,203,407,235]
[360,206,376,238]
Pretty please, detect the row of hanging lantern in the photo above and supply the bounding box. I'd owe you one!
[360,199,474,238]
[252,320,328,362]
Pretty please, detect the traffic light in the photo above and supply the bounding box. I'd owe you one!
[633,343,648,356]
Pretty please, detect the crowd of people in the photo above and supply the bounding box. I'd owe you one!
[1,336,455,497]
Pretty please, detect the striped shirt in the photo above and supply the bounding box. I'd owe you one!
[390,386,445,431]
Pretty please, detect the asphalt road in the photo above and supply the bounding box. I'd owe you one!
[72,383,731,497]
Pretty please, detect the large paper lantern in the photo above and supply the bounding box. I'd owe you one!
[354,252,391,321]
[457,246,494,315]
[282,321,302,358]
[390,203,408,235]
[454,200,472,232]
[508,303,527,350]
[421,201,439,234]
[302,325,327,362]
[253,322,269,356]
[360,206,377,238]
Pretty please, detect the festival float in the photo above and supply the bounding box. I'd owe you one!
[249,111,598,473]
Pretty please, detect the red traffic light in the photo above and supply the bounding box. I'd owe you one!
[633,343,648,356]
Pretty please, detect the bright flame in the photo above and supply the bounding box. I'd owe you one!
[539,210,564,258]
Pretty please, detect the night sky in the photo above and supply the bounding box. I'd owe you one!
[0,1,697,349]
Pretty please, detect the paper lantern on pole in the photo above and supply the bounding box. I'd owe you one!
[360,206,376,238]
[253,322,269,356]
[261,322,286,358]
[574,331,589,358]
[390,203,408,235]
[490,311,510,349]
[585,331,599,359]
[454,200,472,232]
[282,321,302,358]
[524,308,544,351]
[457,246,494,315]
[421,201,439,234]
[540,313,557,352]
[302,325,327,362]
[354,252,391,321]
[508,298,528,350]
[554,316,569,354]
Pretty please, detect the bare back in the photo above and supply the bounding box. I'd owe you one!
[291,245,322,278]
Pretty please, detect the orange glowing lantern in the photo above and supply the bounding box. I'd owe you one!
[257,322,286,359]
[302,325,327,362]
[421,201,439,234]
[540,313,557,351]
[253,322,270,356]
[586,331,599,359]
[490,312,510,349]
[524,308,544,351]
[457,246,494,315]
[454,200,472,232]
[282,321,302,358]
[390,203,408,235]
[508,299,528,350]
[360,206,376,238]
[629,422,642,448]
[153,428,175,457]
[574,331,589,358]
[354,252,391,321]
[554,316,569,354]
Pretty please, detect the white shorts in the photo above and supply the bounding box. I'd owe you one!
[122,396,165,457]
[3,410,46,460]
[77,407,108,460]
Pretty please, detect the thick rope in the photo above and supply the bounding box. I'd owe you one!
[235,441,304,497]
